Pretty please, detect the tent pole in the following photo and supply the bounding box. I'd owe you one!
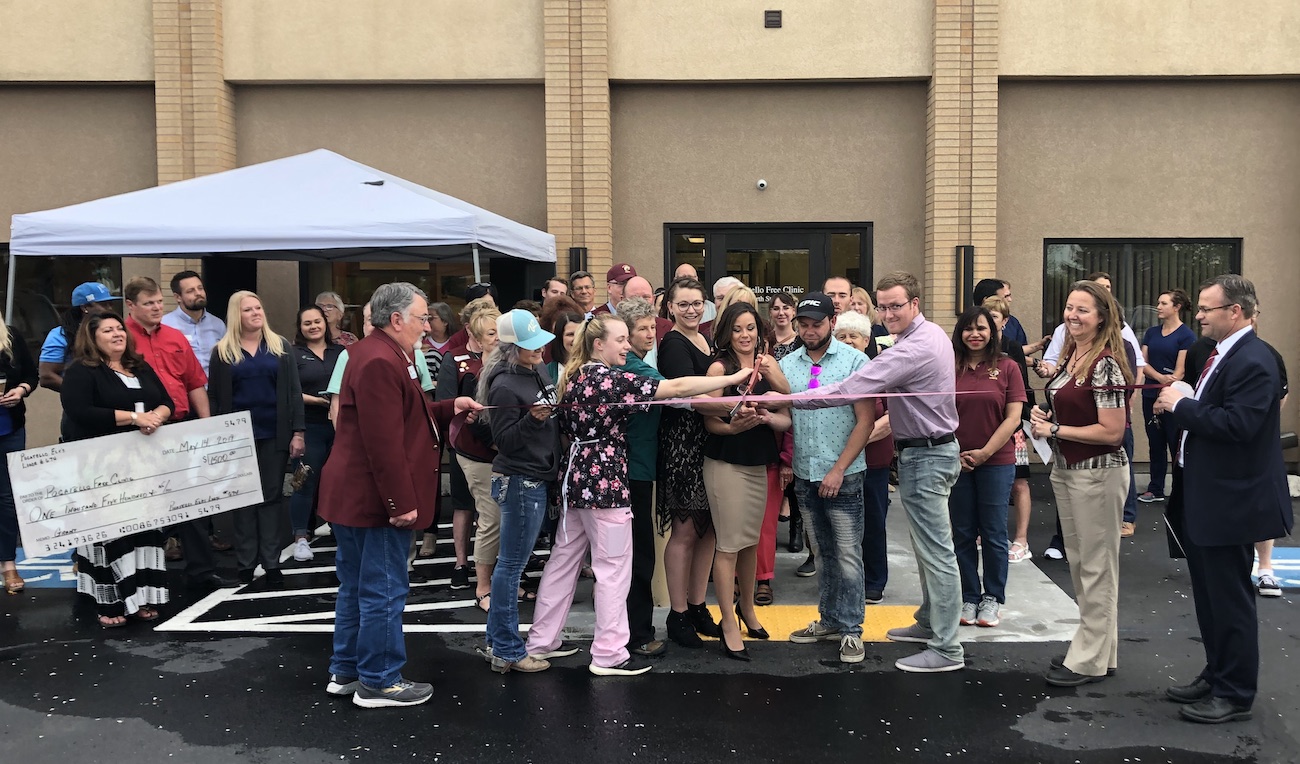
[471,244,482,283]
[3,253,15,322]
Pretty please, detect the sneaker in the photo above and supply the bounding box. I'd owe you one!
[789,621,841,644]
[1008,541,1032,563]
[325,674,359,696]
[864,590,884,605]
[895,649,965,673]
[589,657,653,676]
[352,678,433,708]
[795,555,817,577]
[293,538,314,562]
[265,568,284,588]
[630,640,668,657]
[959,601,978,626]
[1137,491,1164,503]
[839,634,865,664]
[1121,522,1135,538]
[449,565,471,590]
[531,641,582,660]
[1043,546,1065,561]
[885,623,934,644]
[976,596,1001,627]
[1257,574,1282,598]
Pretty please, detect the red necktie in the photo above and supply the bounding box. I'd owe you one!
[1195,348,1218,391]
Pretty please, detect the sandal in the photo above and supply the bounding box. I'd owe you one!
[754,581,774,606]
[131,606,160,622]
[3,569,23,595]
[98,614,128,629]
[474,593,491,613]
[1008,541,1033,563]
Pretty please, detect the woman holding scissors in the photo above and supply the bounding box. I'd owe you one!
[699,302,790,659]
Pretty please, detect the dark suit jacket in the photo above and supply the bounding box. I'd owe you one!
[318,330,456,529]
[1170,330,1292,546]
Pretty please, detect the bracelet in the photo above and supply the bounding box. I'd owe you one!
[130,412,138,424]
[1050,423,1060,438]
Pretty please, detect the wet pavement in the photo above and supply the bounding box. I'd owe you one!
[2,475,1298,763]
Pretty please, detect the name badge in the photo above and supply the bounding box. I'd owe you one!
[408,364,418,379]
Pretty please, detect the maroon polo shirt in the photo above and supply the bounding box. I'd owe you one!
[125,315,208,420]
[954,356,1027,466]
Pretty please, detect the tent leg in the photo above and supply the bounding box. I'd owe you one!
[3,254,15,322]
[471,244,482,284]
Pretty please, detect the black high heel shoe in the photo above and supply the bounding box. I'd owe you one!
[687,601,721,638]
[735,603,770,640]
[719,631,751,662]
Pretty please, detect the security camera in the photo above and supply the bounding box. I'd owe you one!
[756,179,768,190]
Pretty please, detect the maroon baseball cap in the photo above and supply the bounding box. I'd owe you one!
[607,263,637,284]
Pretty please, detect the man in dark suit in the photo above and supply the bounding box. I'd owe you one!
[1155,274,1293,724]
[317,282,480,709]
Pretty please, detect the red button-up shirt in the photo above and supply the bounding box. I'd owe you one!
[125,315,208,420]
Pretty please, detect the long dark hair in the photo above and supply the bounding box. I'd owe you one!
[713,302,768,376]
[952,306,1002,370]
[73,311,145,371]
[293,305,328,346]
[548,311,586,366]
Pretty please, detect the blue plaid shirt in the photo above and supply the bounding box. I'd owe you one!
[779,338,868,482]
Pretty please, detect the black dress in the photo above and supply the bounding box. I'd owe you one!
[655,330,714,534]
[61,360,175,618]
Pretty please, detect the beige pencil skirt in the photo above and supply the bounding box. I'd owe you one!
[703,458,768,553]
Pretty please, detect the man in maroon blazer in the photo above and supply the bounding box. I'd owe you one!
[318,282,479,709]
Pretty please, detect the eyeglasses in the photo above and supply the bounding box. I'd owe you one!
[1195,304,1236,315]
[673,301,706,312]
[413,314,432,324]
[877,301,913,314]
[808,364,822,390]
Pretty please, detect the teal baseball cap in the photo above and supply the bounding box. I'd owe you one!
[497,309,554,351]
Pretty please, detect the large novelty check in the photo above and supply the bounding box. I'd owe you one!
[11,413,263,558]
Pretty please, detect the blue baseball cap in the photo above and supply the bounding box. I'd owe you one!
[497,309,554,351]
[71,282,121,307]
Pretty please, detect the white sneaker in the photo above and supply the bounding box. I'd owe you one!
[293,538,314,562]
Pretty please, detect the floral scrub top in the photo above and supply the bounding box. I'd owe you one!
[559,362,660,510]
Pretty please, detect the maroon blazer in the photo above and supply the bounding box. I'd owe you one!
[318,331,455,529]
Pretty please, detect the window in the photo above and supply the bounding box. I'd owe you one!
[0,249,123,360]
[1042,239,1242,337]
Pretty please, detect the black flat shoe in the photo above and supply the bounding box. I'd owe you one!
[719,638,751,662]
[666,610,703,648]
[1051,655,1115,676]
[1179,696,1252,724]
[686,601,721,639]
[1045,665,1106,687]
[1166,677,1213,704]
[735,603,770,640]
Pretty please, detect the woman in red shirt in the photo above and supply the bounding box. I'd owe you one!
[950,306,1026,630]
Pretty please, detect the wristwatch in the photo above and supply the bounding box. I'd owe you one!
[1050,423,1060,438]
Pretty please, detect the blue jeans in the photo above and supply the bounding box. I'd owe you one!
[949,463,1015,604]
[486,474,549,662]
[290,419,334,536]
[795,471,865,637]
[897,441,963,660]
[0,428,25,561]
[861,467,890,593]
[1122,427,1137,523]
[330,524,412,689]
[1141,396,1173,498]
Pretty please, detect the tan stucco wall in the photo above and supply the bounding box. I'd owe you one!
[0,86,158,448]
[998,80,1300,438]
[0,0,153,81]
[608,0,931,81]
[611,82,927,288]
[1002,0,1300,77]
[223,0,544,82]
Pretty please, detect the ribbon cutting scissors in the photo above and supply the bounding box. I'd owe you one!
[728,357,764,419]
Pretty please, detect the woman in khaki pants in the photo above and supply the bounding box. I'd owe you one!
[1030,281,1132,687]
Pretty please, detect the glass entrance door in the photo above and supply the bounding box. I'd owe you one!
[723,232,812,314]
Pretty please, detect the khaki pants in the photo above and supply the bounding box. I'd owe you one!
[1050,464,1129,677]
[458,455,501,566]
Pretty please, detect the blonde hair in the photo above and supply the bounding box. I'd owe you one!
[851,286,877,324]
[981,296,1011,319]
[467,306,502,342]
[559,314,622,397]
[1062,281,1133,386]
[716,285,757,317]
[460,297,495,329]
[216,290,288,365]
[0,309,11,362]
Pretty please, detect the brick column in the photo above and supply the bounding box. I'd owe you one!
[153,0,236,304]
[544,0,612,279]
[925,0,998,321]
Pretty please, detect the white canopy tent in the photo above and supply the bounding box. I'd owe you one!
[6,149,556,317]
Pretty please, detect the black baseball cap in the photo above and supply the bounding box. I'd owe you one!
[795,292,834,321]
